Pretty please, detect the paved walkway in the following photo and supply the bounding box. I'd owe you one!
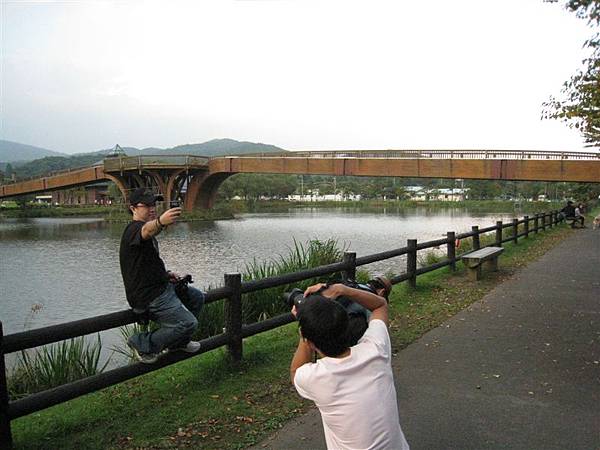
[251,227,600,450]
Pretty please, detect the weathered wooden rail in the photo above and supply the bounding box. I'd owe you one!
[0,210,564,447]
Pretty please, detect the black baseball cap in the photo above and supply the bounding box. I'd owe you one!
[129,188,164,205]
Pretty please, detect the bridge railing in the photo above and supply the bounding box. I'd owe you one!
[228,149,600,160]
[103,155,209,172]
[0,210,564,447]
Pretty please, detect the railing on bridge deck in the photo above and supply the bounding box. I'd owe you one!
[103,155,209,172]
[0,210,564,447]
[234,149,600,160]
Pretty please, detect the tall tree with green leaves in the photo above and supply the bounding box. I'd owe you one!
[543,0,600,147]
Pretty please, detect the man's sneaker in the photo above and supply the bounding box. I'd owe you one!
[177,341,201,353]
[128,343,164,364]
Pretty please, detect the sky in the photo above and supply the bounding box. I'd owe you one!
[0,0,595,154]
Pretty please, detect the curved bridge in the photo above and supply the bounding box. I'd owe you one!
[1,150,599,209]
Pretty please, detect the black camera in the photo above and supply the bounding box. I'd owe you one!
[169,200,181,208]
[173,274,193,305]
[283,288,313,309]
[284,280,386,346]
[283,280,380,310]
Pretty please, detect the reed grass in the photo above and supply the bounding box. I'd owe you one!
[8,335,109,400]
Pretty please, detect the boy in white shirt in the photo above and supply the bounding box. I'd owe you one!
[290,283,410,450]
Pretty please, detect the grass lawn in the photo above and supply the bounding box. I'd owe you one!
[11,220,575,449]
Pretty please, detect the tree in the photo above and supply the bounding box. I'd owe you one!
[543,0,600,147]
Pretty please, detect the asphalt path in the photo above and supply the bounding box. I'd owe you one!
[250,227,600,450]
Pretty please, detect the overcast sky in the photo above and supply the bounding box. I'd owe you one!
[0,0,594,154]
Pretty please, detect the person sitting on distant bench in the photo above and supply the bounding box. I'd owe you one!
[574,203,586,228]
[560,201,584,228]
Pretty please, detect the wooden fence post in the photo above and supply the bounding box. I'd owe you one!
[472,225,480,250]
[534,213,539,233]
[342,252,357,281]
[548,211,554,229]
[496,221,503,246]
[512,218,519,244]
[407,239,417,288]
[541,213,547,231]
[224,273,243,363]
[524,215,529,238]
[0,322,12,449]
[447,231,456,271]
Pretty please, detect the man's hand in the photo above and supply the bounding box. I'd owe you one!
[304,283,349,300]
[167,271,181,282]
[159,207,182,226]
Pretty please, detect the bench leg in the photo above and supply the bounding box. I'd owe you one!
[467,265,482,281]
[483,257,498,272]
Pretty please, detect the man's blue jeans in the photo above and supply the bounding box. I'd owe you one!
[128,283,205,354]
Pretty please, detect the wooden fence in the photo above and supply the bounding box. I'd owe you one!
[0,210,564,447]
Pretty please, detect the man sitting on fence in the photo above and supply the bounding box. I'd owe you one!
[119,188,205,364]
[290,282,410,450]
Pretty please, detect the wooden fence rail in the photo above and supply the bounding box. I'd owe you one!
[0,210,564,447]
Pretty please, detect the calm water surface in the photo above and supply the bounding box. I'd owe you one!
[0,207,516,365]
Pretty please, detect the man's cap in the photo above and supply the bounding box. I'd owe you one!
[567,200,574,205]
[129,188,164,205]
[368,276,393,299]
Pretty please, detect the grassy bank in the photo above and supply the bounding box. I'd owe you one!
[0,204,235,221]
[221,198,563,214]
[11,222,574,449]
[1,199,563,220]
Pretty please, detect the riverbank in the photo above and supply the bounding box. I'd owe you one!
[0,204,236,221]
[10,218,576,449]
[0,199,563,220]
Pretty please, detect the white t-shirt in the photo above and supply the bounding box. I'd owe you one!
[294,319,410,450]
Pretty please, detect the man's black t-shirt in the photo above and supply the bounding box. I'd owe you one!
[119,221,169,309]
[561,204,576,218]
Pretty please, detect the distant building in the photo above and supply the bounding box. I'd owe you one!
[35,195,53,204]
[51,183,111,205]
[403,186,468,201]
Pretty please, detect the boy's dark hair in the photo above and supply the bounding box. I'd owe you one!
[298,297,350,357]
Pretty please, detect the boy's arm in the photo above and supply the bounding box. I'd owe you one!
[313,283,388,326]
[290,338,313,384]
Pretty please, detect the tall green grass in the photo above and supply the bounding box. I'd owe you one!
[8,335,109,400]
[239,238,347,322]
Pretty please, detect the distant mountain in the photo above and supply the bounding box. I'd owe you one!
[0,140,66,163]
[161,138,285,156]
[77,139,285,157]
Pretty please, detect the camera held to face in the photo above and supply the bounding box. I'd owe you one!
[283,279,385,312]
[169,200,181,208]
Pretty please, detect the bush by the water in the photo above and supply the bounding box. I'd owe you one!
[8,335,108,400]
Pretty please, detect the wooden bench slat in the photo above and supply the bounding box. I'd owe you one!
[461,247,504,261]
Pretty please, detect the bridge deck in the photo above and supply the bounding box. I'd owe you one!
[1,150,600,199]
[252,227,600,450]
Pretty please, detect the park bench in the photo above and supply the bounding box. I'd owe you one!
[461,246,504,281]
[564,216,584,228]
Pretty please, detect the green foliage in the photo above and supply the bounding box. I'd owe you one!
[543,0,600,146]
[240,238,347,322]
[7,336,109,400]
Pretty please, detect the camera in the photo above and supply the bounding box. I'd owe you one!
[283,280,380,310]
[173,274,193,304]
[169,200,181,208]
[284,279,388,346]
